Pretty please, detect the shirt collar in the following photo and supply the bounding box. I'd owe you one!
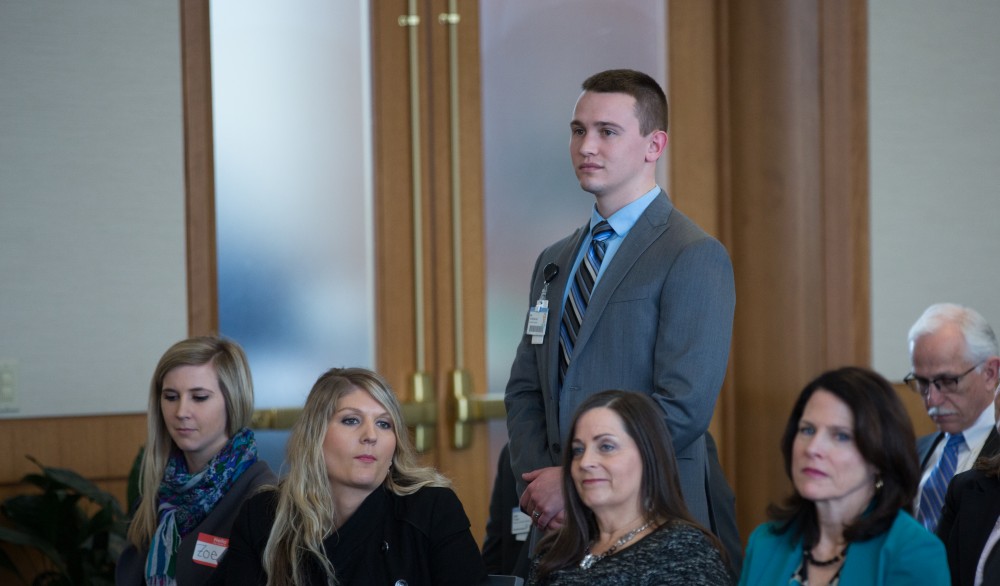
[954,404,997,448]
[589,186,661,238]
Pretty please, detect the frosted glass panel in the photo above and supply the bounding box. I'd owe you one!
[211,1,374,408]
[481,1,668,400]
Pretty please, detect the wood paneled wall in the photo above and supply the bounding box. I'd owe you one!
[668,0,872,540]
[0,414,145,505]
[0,414,145,582]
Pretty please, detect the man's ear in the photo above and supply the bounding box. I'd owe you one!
[985,356,1000,385]
[645,130,668,162]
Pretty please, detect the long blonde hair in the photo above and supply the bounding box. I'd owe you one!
[263,367,449,586]
[126,336,255,548]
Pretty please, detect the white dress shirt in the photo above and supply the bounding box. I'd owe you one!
[917,405,996,506]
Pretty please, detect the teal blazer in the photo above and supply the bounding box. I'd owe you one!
[738,510,949,585]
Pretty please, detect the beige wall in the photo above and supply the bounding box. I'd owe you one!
[869,0,1000,376]
[0,1,188,419]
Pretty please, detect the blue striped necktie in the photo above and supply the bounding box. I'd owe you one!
[559,221,614,385]
[917,432,965,532]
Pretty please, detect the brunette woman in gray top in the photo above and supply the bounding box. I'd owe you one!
[528,390,731,585]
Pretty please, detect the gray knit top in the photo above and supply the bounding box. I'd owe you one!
[528,521,734,586]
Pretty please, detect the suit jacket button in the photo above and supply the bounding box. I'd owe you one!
[553,443,561,454]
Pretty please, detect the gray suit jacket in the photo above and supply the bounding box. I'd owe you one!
[504,190,735,533]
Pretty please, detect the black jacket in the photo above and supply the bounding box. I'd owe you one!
[213,485,488,585]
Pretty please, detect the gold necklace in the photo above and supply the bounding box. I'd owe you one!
[579,520,654,570]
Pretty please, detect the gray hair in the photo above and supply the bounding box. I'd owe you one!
[908,303,999,363]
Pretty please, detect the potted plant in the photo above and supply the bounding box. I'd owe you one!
[0,456,127,585]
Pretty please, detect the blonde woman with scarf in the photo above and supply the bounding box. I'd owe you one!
[117,336,276,585]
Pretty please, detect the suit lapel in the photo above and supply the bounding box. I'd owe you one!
[570,191,673,361]
[980,427,1000,460]
[919,432,945,471]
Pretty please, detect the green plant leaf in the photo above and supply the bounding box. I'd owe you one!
[33,570,71,586]
[2,493,84,547]
[26,457,124,516]
[0,456,126,584]
[126,446,144,516]
[0,545,27,585]
[0,526,66,574]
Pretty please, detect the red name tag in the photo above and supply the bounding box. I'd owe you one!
[192,532,229,568]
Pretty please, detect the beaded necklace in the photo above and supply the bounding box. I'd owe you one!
[804,546,847,567]
[579,520,654,570]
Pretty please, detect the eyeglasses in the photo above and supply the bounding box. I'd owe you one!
[903,362,984,397]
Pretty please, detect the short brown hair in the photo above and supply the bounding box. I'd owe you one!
[582,69,668,135]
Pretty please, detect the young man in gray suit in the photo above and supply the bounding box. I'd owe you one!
[503,69,739,570]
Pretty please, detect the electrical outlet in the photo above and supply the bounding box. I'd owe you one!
[0,360,19,413]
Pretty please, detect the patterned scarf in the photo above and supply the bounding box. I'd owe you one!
[145,428,259,585]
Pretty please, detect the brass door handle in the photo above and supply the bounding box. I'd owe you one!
[451,369,506,449]
[251,372,505,454]
[250,372,439,454]
[402,371,436,453]
[251,404,438,430]
[250,408,300,429]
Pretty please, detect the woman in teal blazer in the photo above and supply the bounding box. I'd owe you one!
[739,367,949,585]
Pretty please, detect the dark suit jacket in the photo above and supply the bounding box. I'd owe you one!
[504,191,737,552]
[918,427,1000,471]
[482,443,529,577]
[116,460,276,586]
[938,466,1000,586]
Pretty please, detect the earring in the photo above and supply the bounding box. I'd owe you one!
[875,477,884,491]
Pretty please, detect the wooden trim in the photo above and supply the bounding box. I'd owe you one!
[370,0,420,390]
[0,414,145,497]
[668,1,722,236]
[668,0,740,482]
[179,0,218,336]
[668,0,871,539]
[820,0,870,367]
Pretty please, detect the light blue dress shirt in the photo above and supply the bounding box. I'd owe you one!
[561,186,661,305]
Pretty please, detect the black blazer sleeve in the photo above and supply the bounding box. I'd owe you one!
[209,490,276,586]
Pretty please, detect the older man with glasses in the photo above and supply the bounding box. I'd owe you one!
[904,302,1000,538]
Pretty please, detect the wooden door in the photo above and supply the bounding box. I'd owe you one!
[182,0,496,539]
[369,0,492,537]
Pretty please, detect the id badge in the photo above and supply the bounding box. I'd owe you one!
[526,299,548,344]
[511,507,531,541]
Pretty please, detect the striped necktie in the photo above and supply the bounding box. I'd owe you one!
[559,220,614,385]
[917,432,965,532]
